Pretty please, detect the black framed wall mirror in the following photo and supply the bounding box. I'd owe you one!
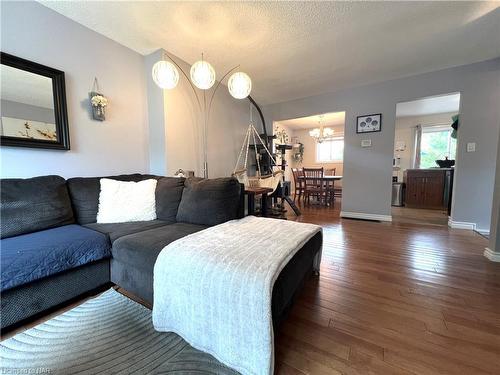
[0,52,70,150]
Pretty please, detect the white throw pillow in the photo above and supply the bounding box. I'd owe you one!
[96,178,158,223]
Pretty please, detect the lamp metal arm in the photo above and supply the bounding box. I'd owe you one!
[163,52,202,112]
[247,95,268,148]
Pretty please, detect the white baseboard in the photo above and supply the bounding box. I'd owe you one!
[476,228,490,236]
[484,248,500,262]
[448,218,476,230]
[340,211,392,222]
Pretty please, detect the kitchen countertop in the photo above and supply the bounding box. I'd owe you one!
[405,168,454,171]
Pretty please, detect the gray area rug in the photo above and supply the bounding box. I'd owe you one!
[0,289,238,374]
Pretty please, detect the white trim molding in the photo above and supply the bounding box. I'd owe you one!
[448,218,476,230]
[475,228,490,236]
[484,248,500,262]
[340,211,392,222]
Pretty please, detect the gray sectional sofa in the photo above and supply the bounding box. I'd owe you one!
[1,173,322,332]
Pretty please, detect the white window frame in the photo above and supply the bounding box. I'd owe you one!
[315,136,344,163]
[420,125,456,165]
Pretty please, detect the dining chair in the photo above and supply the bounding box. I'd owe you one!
[328,168,342,199]
[303,167,326,205]
[334,184,342,199]
[324,168,336,204]
[291,168,305,202]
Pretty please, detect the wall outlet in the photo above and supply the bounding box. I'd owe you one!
[467,142,476,152]
[361,139,372,147]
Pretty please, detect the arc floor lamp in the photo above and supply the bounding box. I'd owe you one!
[152,52,267,178]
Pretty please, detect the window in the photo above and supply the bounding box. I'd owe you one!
[316,137,344,162]
[420,126,456,169]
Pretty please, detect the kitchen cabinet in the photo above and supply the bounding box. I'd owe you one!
[403,169,453,210]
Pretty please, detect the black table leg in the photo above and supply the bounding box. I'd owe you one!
[247,193,255,215]
[261,193,268,217]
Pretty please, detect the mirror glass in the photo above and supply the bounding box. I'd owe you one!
[0,64,57,141]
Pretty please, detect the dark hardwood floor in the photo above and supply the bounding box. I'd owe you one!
[391,206,449,227]
[4,199,499,374]
[279,199,499,374]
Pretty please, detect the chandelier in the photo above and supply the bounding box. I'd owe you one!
[309,115,334,143]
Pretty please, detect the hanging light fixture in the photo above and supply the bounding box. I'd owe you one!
[228,72,252,99]
[190,56,216,90]
[309,115,334,143]
[152,60,179,89]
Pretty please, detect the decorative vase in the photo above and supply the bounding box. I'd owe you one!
[93,105,105,121]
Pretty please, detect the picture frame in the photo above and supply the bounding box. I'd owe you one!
[356,113,382,134]
[0,52,70,150]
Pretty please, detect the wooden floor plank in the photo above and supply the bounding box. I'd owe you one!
[5,200,499,374]
[277,200,499,374]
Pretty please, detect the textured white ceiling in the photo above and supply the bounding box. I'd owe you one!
[39,1,500,105]
[0,64,54,109]
[396,93,460,118]
[276,111,345,130]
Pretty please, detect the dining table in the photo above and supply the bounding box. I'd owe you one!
[244,186,274,217]
[298,175,343,205]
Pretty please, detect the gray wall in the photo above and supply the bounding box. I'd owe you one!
[144,50,168,175]
[1,99,55,124]
[1,2,251,180]
[488,129,500,253]
[0,1,149,178]
[264,58,500,231]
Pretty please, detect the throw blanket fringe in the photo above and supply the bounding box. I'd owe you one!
[153,216,322,375]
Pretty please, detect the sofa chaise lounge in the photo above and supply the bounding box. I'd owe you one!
[0,174,322,332]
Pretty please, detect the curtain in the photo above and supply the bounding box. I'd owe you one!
[412,124,422,169]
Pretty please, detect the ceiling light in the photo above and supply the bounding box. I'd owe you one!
[309,115,334,143]
[190,59,216,90]
[228,72,252,99]
[152,60,179,89]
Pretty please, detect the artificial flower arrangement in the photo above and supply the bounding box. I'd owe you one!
[89,92,108,121]
[91,94,108,108]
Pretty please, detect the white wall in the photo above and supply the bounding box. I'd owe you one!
[264,58,500,231]
[0,1,149,178]
[393,127,414,180]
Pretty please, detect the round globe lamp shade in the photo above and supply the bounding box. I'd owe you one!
[228,72,252,99]
[152,61,179,89]
[190,60,216,90]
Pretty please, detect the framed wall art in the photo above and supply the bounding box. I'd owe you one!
[356,113,381,134]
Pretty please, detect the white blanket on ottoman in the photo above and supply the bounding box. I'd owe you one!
[152,216,322,375]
